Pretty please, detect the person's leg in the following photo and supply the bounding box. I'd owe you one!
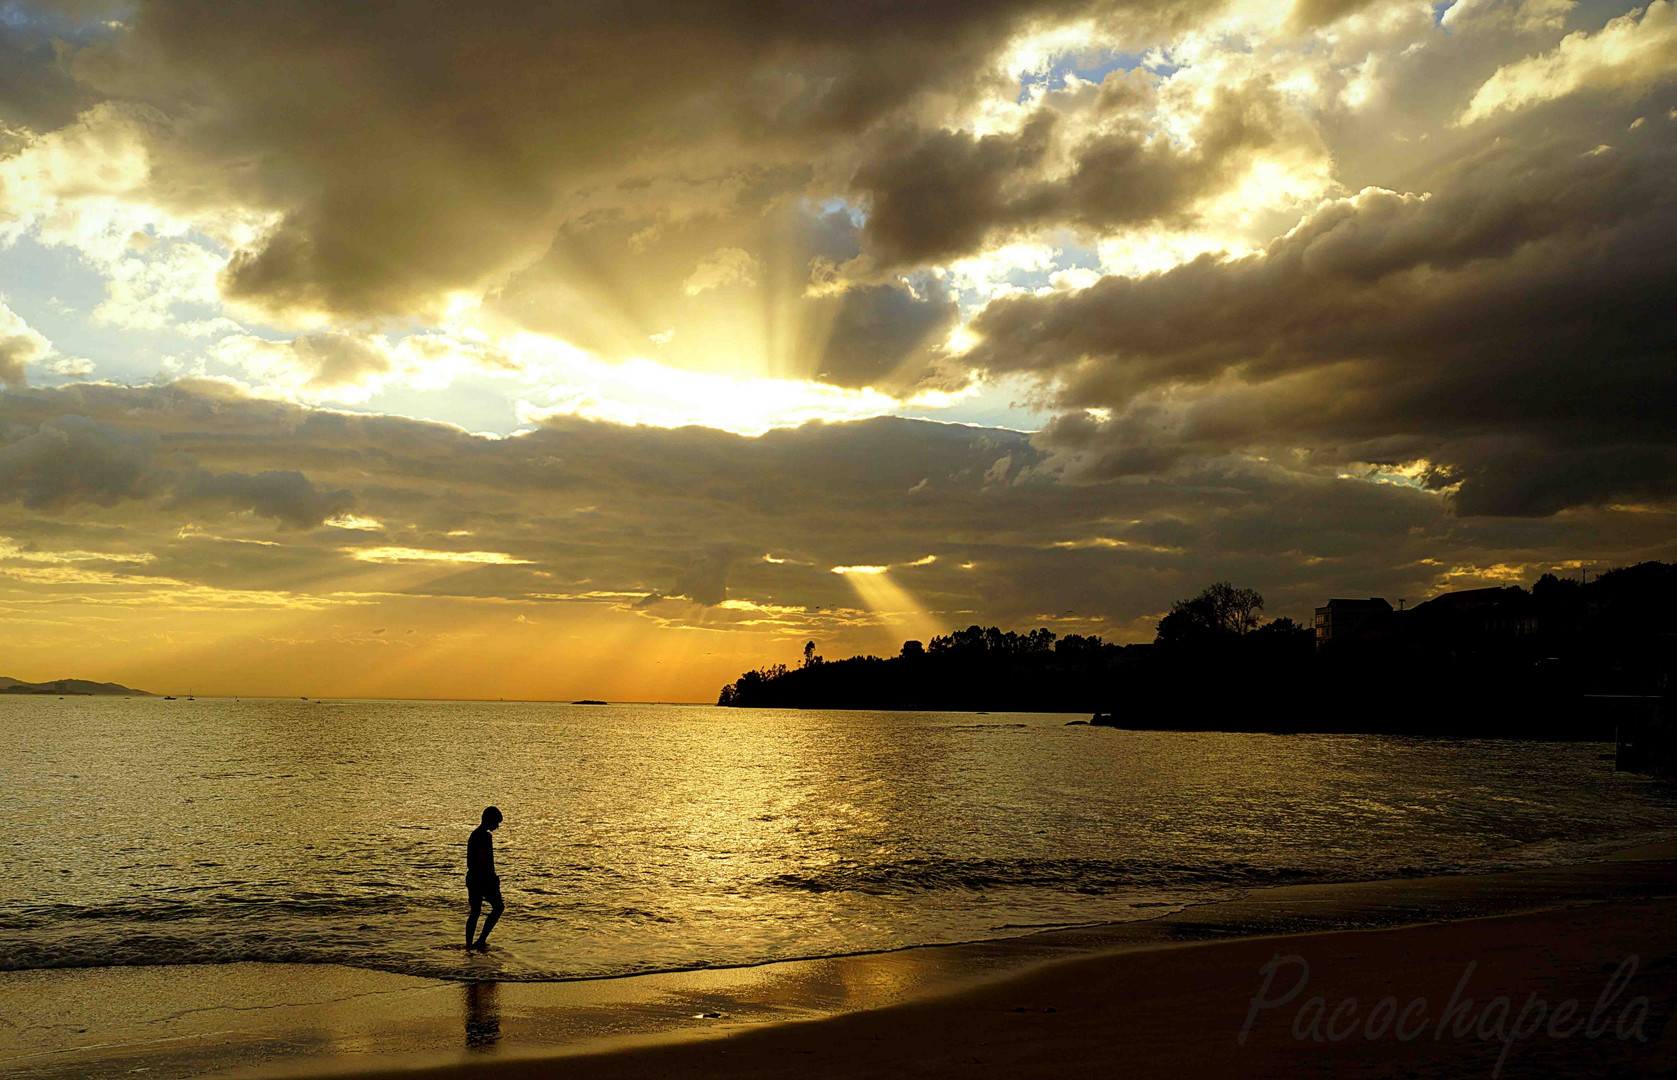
[466,889,482,948]
[475,883,503,948]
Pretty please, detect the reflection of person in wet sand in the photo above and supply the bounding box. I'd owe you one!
[464,980,500,1048]
[465,806,504,951]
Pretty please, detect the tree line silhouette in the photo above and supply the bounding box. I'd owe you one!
[717,564,1676,737]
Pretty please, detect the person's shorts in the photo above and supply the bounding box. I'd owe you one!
[467,873,502,908]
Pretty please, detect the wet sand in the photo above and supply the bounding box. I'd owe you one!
[325,897,1677,1080]
[4,847,1675,1079]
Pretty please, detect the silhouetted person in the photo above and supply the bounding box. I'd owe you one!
[465,806,504,950]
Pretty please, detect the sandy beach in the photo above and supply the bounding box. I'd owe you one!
[5,846,1675,1080]
[340,898,1677,1080]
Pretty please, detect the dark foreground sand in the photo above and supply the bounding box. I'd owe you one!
[6,850,1676,1080]
[350,899,1677,1080]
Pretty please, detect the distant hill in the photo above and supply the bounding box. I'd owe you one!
[0,677,153,696]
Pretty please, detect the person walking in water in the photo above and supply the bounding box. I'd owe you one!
[465,806,504,951]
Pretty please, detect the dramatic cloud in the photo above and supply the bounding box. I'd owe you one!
[172,468,353,531]
[1461,1,1677,123]
[46,0,1152,325]
[964,115,1677,515]
[817,281,961,388]
[683,248,760,297]
[206,330,523,404]
[852,77,1329,271]
[0,299,51,386]
[3,383,1673,684]
[1,0,1674,695]
[0,408,351,527]
[0,414,160,507]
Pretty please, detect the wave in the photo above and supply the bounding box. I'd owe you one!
[7,832,1671,982]
[755,838,1677,900]
[0,892,440,931]
[759,855,1324,896]
[2,933,376,974]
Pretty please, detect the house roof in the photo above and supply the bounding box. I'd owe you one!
[1414,586,1526,611]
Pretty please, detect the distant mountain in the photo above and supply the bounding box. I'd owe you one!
[0,677,153,696]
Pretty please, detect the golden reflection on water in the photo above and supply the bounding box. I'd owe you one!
[6,697,1676,985]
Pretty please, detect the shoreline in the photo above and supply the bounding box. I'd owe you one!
[317,896,1677,1080]
[3,831,1666,988]
[4,843,1676,1079]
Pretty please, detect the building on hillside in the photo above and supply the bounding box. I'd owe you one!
[1410,586,1538,647]
[1313,598,1393,650]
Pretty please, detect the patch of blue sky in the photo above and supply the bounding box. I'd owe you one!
[0,237,107,337]
[0,1,127,39]
[368,314,466,342]
[1057,236,1102,265]
[899,377,1054,435]
[0,237,242,384]
[1015,47,1175,104]
[945,285,1005,321]
[945,234,1103,320]
[809,196,867,230]
[0,238,169,384]
[176,226,235,258]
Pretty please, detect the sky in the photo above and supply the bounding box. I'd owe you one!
[1,0,1674,700]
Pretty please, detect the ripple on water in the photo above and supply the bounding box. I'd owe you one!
[3,698,1676,981]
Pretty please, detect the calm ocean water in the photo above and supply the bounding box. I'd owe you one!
[4,697,1675,982]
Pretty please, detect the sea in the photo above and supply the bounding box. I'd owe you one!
[4,697,1676,983]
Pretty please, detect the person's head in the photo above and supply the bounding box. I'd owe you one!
[481,806,502,830]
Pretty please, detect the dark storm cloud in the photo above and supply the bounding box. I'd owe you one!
[0,28,92,136]
[672,547,742,606]
[852,114,1060,269]
[4,0,1677,638]
[966,110,1677,516]
[0,409,353,527]
[172,468,354,531]
[853,78,1322,270]
[4,382,1673,646]
[49,0,1180,323]
[817,280,961,387]
[0,0,1266,410]
[0,414,161,508]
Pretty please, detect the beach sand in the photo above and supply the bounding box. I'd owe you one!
[5,848,1676,1079]
[330,897,1677,1080]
